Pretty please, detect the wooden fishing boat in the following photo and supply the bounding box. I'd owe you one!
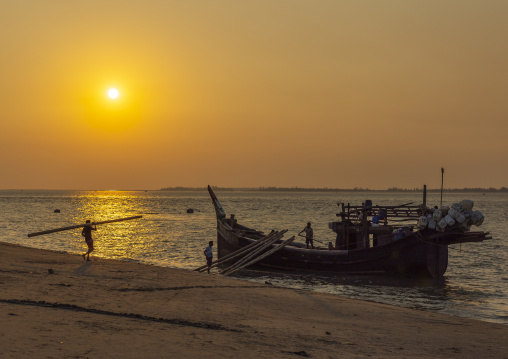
[208,186,491,278]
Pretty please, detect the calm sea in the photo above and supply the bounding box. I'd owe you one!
[0,189,506,324]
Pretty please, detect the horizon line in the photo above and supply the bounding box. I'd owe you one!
[162,186,508,192]
[1,186,506,192]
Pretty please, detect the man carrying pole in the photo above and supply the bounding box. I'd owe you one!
[81,220,97,261]
[26,215,143,262]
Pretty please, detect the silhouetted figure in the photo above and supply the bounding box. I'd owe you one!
[299,222,314,249]
[81,220,97,261]
[204,241,214,274]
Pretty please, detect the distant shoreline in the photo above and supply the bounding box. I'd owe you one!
[1,187,506,192]
[161,186,508,193]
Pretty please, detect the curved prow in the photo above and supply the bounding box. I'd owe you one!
[207,185,226,220]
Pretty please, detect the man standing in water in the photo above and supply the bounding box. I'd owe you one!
[299,222,314,249]
[204,241,214,274]
[81,220,97,261]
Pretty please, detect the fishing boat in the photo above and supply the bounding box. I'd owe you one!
[208,185,491,278]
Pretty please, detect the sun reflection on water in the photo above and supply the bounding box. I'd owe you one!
[72,191,148,261]
[1,189,506,324]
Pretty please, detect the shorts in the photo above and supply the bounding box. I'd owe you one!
[86,240,94,250]
[206,257,213,266]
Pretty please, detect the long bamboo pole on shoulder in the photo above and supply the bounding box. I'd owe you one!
[27,215,143,238]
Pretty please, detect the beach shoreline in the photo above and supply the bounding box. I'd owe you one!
[1,241,506,358]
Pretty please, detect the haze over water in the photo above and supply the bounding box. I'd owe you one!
[1,1,508,190]
[1,189,506,324]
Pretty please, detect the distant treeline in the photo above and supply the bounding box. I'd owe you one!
[160,186,508,193]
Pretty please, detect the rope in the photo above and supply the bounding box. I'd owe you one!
[307,228,411,247]
[414,231,503,261]
[297,233,326,245]
[301,225,501,261]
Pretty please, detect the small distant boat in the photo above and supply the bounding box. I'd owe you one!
[208,186,491,278]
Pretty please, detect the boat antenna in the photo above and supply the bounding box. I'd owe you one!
[440,167,445,207]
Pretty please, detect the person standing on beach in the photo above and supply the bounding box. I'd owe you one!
[81,220,97,261]
[299,222,314,249]
[204,241,213,274]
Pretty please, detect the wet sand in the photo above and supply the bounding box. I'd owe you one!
[1,241,507,359]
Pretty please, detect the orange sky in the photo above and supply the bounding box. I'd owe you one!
[1,1,507,190]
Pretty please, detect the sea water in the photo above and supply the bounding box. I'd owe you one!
[0,189,506,324]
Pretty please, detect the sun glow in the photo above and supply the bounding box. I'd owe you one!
[108,88,119,99]
[81,84,142,132]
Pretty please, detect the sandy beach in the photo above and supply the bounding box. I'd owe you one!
[1,242,506,359]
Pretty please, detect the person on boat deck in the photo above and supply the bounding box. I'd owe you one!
[81,220,96,261]
[204,241,214,274]
[229,214,237,229]
[299,222,314,249]
[371,214,379,226]
[378,209,388,225]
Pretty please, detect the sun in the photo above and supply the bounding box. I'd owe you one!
[108,88,119,99]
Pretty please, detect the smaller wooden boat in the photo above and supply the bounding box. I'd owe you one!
[208,186,491,278]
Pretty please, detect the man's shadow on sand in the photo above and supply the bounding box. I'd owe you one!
[73,260,93,276]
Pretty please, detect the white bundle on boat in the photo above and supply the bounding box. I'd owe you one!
[422,199,483,232]
[462,210,473,221]
[448,208,466,224]
[471,211,484,226]
[417,216,428,229]
[438,218,448,230]
[428,218,437,230]
[448,207,459,219]
[451,203,464,213]
[456,212,466,223]
[460,200,474,210]
[444,214,456,226]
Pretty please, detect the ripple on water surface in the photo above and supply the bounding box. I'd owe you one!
[0,189,506,324]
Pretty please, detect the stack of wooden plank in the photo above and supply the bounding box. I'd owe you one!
[194,230,295,276]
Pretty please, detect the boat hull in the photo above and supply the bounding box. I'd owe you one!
[207,185,489,279]
[216,220,449,278]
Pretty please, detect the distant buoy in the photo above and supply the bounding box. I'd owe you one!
[186,209,194,213]
[54,209,61,213]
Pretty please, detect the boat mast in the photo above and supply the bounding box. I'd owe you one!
[440,168,445,207]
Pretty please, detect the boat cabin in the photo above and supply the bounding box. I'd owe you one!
[330,201,423,250]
